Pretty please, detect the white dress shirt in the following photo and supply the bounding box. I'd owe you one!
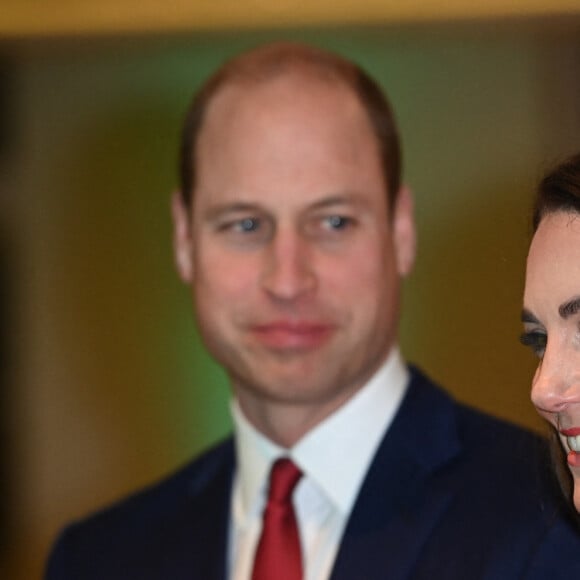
[228,347,409,580]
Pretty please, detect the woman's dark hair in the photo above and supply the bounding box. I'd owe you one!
[549,429,575,509]
[533,153,580,232]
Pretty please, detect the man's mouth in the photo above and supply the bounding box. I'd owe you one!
[250,321,335,349]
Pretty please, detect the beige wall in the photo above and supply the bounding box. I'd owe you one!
[2,19,580,579]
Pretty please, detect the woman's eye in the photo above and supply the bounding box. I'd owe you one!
[519,331,547,358]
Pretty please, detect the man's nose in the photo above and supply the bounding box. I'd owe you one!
[531,340,580,414]
[260,230,316,301]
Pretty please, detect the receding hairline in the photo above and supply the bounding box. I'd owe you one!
[200,64,381,148]
[205,42,364,92]
[179,42,402,208]
[194,45,376,135]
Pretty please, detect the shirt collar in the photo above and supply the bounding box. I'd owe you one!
[232,402,284,520]
[232,347,409,519]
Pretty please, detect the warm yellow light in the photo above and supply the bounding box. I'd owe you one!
[1,0,580,37]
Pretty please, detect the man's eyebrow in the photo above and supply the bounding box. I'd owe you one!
[559,296,580,319]
[521,308,540,324]
[203,193,368,220]
[308,192,369,211]
[203,202,264,220]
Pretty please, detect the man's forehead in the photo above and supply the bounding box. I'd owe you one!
[204,70,356,123]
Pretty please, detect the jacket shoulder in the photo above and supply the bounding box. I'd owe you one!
[45,437,235,579]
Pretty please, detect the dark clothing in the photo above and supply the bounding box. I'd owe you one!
[46,367,580,579]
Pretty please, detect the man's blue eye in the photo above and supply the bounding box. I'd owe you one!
[238,218,259,232]
[326,215,350,229]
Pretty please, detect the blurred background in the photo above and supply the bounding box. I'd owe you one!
[1,1,580,578]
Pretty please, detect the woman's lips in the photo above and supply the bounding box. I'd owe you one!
[560,427,580,465]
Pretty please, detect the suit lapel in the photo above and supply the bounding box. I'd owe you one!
[151,440,235,580]
[330,369,462,580]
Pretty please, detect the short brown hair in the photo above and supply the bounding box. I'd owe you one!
[178,42,402,209]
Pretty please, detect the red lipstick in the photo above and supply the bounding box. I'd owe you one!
[567,451,580,468]
[560,427,580,437]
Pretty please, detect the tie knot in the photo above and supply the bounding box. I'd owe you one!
[267,458,302,505]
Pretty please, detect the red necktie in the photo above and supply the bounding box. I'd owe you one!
[251,458,303,580]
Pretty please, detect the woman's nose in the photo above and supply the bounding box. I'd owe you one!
[531,340,580,414]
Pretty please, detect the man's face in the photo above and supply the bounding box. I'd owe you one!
[173,74,415,436]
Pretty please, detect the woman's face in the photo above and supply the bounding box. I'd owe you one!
[523,210,580,510]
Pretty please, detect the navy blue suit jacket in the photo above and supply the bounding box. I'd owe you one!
[45,367,580,579]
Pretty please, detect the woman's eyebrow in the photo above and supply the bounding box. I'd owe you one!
[559,296,580,319]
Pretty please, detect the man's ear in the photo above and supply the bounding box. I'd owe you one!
[392,185,416,277]
[171,190,194,283]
